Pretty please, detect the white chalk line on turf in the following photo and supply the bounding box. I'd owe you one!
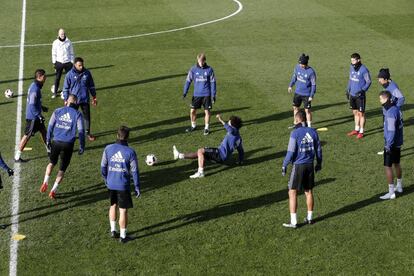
[0,0,243,49]
[9,0,26,275]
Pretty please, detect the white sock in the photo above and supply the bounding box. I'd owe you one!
[355,126,360,131]
[191,122,196,128]
[178,153,185,160]
[307,211,313,221]
[205,124,209,130]
[397,178,402,187]
[389,184,395,194]
[51,182,59,192]
[43,175,50,184]
[290,213,297,225]
[110,220,117,232]
[120,228,127,239]
[307,121,312,128]
[198,168,204,174]
[14,150,21,160]
[359,128,364,134]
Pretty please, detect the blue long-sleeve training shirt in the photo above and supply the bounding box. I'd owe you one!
[47,105,85,150]
[101,141,140,193]
[0,153,11,171]
[383,103,403,150]
[183,64,216,97]
[283,124,322,168]
[217,123,244,162]
[25,81,43,120]
[289,64,317,97]
[383,81,404,107]
[63,67,96,104]
[347,64,371,96]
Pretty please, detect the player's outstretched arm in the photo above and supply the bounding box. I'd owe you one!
[130,152,140,198]
[216,114,225,125]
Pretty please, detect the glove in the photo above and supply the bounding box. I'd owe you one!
[47,141,52,152]
[282,167,287,176]
[345,91,350,100]
[41,105,48,112]
[384,147,391,153]
[92,96,97,106]
[7,169,14,177]
[315,163,322,172]
[53,63,57,69]
[212,96,216,104]
[78,148,84,155]
[357,91,364,98]
[135,190,141,198]
[39,115,45,124]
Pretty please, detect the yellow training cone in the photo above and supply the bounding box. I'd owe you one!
[12,234,26,241]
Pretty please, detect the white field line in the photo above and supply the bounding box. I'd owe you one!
[9,0,26,275]
[0,0,243,49]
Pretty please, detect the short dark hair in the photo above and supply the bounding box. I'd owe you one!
[351,53,361,59]
[74,57,84,64]
[117,126,130,141]
[295,109,306,122]
[229,116,242,129]
[34,69,46,79]
[379,90,392,100]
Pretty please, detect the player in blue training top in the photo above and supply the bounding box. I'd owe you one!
[0,152,14,190]
[14,69,49,162]
[101,126,140,243]
[282,109,322,228]
[379,91,403,200]
[346,53,371,139]
[183,53,217,136]
[173,114,244,178]
[63,57,98,141]
[288,54,317,128]
[40,95,85,199]
[377,68,405,155]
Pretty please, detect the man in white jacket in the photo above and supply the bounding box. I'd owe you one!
[51,28,74,99]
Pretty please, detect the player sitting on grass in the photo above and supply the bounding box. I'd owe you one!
[173,114,244,178]
[0,152,14,190]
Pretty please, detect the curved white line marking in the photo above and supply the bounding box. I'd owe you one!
[0,0,243,49]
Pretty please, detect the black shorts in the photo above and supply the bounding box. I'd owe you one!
[350,94,366,112]
[49,141,74,172]
[204,147,222,163]
[24,119,46,136]
[384,147,401,167]
[109,189,133,209]
[288,163,315,191]
[293,94,311,109]
[191,96,212,110]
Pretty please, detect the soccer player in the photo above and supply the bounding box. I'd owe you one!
[346,53,371,139]
[14,69,49,162]
[183,53,216,135]
[51,28,74,99]
[377,68,404,155]
[282,109,322,228]
[288,54,317,128]
[40,95,85,199]
[0,153,14,190]
[63,57,97,141]
[173,114,244,178]
[101,126,140,243]
[379,91,403,200]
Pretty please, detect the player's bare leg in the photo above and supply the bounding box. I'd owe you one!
[186,108,197,132]
[394,164,403,193]
[283,189,298,228]
[14,135,30,161]
[109,204,119,238]
[40,163,54,193]
[119,208,129,241]
[348,110,360,136]
[204,110,211,135]
[380,165,396,200]
[305,108,312,127]
[48,170,65,199]
[304,189,314,224]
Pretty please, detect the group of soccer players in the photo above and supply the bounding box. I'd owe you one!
[283,52,405,227]
[0,26,406,240]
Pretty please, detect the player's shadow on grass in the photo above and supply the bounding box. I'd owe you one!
[314,185,414,224]
[129,178,336,239]
[96,73,187,92]
[0,183,107,228]
[0,64,114,85]
[140,147,272,192]
[0,101,13,106]
[93,106,250,138]
[244,101,348,126]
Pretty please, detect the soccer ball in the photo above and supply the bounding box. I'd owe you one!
[4,89,14,98]
[145,154,158,166]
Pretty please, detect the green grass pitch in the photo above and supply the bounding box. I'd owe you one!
[0,0,414,274]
